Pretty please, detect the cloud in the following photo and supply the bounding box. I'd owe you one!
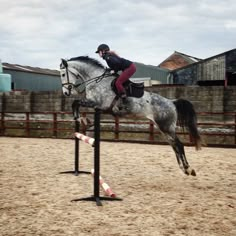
[225,20,236,29]
[0,0,235,69]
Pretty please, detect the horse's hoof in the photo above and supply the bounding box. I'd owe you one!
[185,168,197,176]
[191,169,197,176]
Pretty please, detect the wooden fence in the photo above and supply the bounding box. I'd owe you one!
[0,111,236,148]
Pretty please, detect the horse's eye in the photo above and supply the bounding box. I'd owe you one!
[62,73,65,77]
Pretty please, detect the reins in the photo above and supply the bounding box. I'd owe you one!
[82,70,111,87]
[62,64,112,95]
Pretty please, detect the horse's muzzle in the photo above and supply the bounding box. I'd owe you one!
[64,85,73,96]
[64,91,71,96]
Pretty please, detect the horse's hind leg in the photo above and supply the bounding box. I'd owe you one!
[171,136,196,176]
[163,131,196,176]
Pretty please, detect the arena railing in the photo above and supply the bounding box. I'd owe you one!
[0,110,236,148]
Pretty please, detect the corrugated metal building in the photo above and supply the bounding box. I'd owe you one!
[170,48,236,86]
[132,62,170,86]
[2,61,170,91]
[2,48,234,92]
[2,63,61,91]
[0,60,12,92]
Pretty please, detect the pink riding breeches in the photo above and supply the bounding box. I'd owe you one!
[115,63,136,95]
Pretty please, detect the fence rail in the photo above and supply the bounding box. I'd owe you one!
[0,111,236,148]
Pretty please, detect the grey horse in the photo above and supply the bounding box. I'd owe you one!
[60,56,201,176]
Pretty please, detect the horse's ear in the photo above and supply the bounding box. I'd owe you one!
[61,58,68,68]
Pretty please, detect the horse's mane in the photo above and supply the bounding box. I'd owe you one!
[68,56,105,69]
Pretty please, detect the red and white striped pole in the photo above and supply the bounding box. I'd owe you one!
[75,132,95,147]
[91,169,116,198]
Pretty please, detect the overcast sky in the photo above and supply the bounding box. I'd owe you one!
[0,0,235,69]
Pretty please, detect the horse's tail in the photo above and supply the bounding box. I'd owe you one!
[173,99,202,150]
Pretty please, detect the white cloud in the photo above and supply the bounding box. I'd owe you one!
[225,20,236,29]
[0,0,235,69]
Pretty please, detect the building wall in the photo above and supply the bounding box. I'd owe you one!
[133,62,169,84]
[3,69,61,91]
[146,86,236,113]
[226,49,236,72]
[0,74,11,92]
[197,55,225,82]
[172,55,226,85]
[171,49,236,85]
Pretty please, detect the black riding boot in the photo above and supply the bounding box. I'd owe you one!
[120,93,128,104]
[116,93,127,111]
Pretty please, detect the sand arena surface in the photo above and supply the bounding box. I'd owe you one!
[0,137,235,236]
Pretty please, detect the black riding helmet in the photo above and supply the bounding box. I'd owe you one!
[95,44,110,53]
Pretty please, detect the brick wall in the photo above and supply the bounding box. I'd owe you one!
[146,86,236,113]
[0,86,235,113]
[0,91,82,113]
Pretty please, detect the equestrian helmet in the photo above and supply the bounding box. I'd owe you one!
[95,44,110,53]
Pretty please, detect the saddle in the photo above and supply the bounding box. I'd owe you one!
[111,77,144,98]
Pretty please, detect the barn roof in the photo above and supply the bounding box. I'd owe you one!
[2,62,60,76]
[158,51,202,70]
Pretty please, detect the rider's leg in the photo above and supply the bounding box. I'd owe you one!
[115,63,136,98]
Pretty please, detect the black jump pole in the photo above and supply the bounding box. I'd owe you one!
[72,108,122,206]
[74,118,79,175]
[93,108,101,203]
[59,104,90,176]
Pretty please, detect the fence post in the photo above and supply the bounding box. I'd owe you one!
[26,112,30,137]
[53,113,57,138]
[115,116,119,140]
[81,112,87,134]
[1,111,5,136]
[1,93,6,136]
[235,113,236,145]
[149,120,154,142]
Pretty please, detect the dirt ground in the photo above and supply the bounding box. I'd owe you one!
[0,137,235,236]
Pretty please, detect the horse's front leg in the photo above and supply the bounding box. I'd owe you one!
[72,98,98,119]
[74,98,98,108]
[72,100,80,119]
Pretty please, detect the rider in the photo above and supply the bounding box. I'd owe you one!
[95,44,136,104]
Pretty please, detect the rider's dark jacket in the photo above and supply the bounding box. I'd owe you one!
[102,52,132,73]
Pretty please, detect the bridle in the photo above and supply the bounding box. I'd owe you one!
[61,60,111,96]
[61,65,84,96]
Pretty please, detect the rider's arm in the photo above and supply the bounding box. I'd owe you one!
[104,54,122,73]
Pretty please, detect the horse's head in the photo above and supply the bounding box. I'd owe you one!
[60,56,106,96]
[60,58,85,96]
